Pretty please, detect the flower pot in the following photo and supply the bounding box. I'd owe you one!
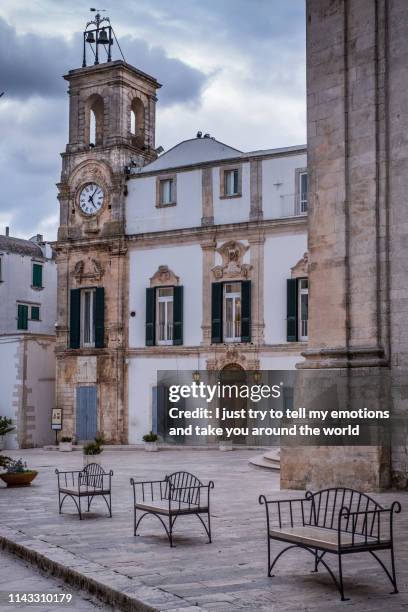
[83,454,101,467]
[219,440,233,452]
[0,471,38,487]
[59,442,72,452]
[144,441,158,452]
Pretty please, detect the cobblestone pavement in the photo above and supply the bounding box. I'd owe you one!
[0,449,407,611]
[0,549,112,611]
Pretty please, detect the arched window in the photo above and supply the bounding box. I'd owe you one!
[90,110,97,145]
[130,110,136,135]
[130,98,145,146]
[86,94,104,147]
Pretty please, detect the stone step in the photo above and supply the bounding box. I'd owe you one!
[263,449,280,463]
[248,449,281,471]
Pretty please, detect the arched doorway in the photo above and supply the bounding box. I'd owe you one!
[219,363,247,444]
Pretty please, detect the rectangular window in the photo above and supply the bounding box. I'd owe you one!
[160,179,174,205]
[298,278,308,341]
[30,305,40,321]
[299,171,308,213]
[224,169,239,196]
[17,304,29,330]
[223,282,242,342]
[156,287,174,345]
[32,263,43,288]
[81,289,95,347]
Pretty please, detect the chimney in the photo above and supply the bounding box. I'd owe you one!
[5,227,9,237]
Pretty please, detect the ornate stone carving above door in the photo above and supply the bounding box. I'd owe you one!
[291,252,309,279]
[212,240,252,280]
[73,258,104,283]
[206,347,260,372]
[150,265,180,287]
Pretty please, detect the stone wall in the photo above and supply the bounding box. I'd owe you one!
[281,0,408,491]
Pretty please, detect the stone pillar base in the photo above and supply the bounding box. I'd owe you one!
[280,445,390,493]
[280,364,391,492]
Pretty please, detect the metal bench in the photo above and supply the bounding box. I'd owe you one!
[55,463,113,520]
[259,487,401,601]
[130,470,214,547]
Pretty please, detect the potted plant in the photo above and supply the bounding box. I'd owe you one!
[83,437,103,466]
[0,455,11,469]
[0,417,15,451]
[59,436,73,452]
[143,431,158,452]
[0,458,38,487]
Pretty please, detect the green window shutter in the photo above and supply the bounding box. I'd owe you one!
[32,263,43,288]
[94,287,105,348]
[145,287,156,346]
[69,289,81,349]
[211,282,223,343]
[241,280,251,343]
[173,285,183,345]
[17,304,28,330]
[31,306,40,321]
[287,278,298,342]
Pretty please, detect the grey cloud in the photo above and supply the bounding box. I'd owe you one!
[0,17,207,106]
[0,1,306,241]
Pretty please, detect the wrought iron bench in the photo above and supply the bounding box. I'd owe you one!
[130,471,214,547]
[259,487,401,601]
[55,463,113,520]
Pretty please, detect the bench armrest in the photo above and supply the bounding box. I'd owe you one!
[337,501,401,545]
[55,469,82,490]
[130,478,167,504]
[259,494,312,528]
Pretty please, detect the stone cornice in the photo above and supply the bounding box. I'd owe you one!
[126,216,307,248]
[0,333,55,341]
[54,216,306,251]
[297,345,389,369]
[126,343,306,357]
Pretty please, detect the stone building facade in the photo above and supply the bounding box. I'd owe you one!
[126,138,308,442]
[55,57,309,444]
[56,61,160,443]
[281,0,408,491]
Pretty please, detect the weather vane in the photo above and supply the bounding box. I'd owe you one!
[82,8,125,68]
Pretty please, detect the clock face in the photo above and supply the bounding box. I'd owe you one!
[79,183,104,215]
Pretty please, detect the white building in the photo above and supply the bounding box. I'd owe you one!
[55,58,308,448]
[0,230,57,449]
[125,135,308,443]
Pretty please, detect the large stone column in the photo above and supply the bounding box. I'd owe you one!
[281,0,396,491]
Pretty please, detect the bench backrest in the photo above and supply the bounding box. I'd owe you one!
[164,471,202,505]
[306,487,383,536]
[82,462,105,488]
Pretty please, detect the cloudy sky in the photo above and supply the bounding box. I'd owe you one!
[0,0,306,241]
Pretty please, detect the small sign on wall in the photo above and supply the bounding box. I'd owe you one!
[51,408,62,431]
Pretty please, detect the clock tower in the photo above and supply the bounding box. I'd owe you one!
[55,17,161,443]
